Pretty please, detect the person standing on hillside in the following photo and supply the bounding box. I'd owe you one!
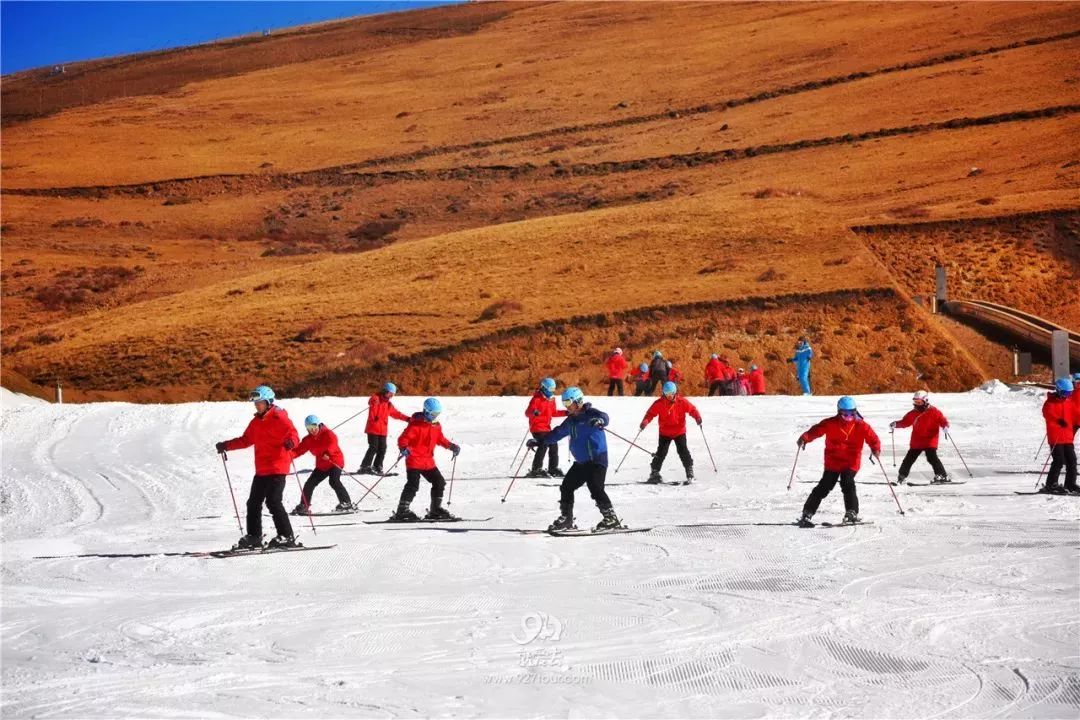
[788,337,814,395]
[391,398,461,521]
[290,415,354,514]
[666,360,685,385]
[748,364,767,396]
[647,351,669,395]
[605,348,628,396]
[359,382,410,476]
[630,363,651,397]
[525,378,567,478]
[640,381,702,484]
[528,387,624,532]
[215,385,299,549]
[705,354,725,396]
[718,355,737,395]
[795,396,881,527]
[735,368,752,396]
[890,391,950,484]
[1041,378,1077,494]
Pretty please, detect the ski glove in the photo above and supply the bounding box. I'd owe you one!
[640,423,648,431]
[797,438,807,449]
[532,410,541,417]
[697,419,703,427]
[889,421,897,429]
[215,441,228,454]
[399,448,411,458]
[589,417,606,428]
[1058,419,1068,428]
[450,443,461,458]
[320,452,330,460]
[526,439,540,449]
[283,438,295,451]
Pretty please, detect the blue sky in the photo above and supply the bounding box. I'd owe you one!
[1,1,456,74]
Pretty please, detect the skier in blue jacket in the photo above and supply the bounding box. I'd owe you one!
[787,337,814,395]
[528,387,623,532]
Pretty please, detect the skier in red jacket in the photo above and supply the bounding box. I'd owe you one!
[641,381,702,484]
[290,414,353,514]
[748,364,766,395]
[890,390,950,484]
[1041,378,1077,494]
[359,382,411,475]
[735,368,752,396]
[215,385,300,549]
[705,355,725,396]
[525,378,567,478]
[666,360,685,385]
[391,397,461,521]
[629,363,651,397]
[796,396,881,527]
[605,348,628,396]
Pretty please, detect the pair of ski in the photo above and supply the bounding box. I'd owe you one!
[364,516,651,536]
[642,480,693,486]
[291,508,372,517]
[1014,489,1080,497]
[795,520,874,529]
[199,543,338,559]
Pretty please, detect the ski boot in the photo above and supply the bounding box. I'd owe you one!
[645,470,663,485]
[895,475,907,485]
[594,508,623,531]
[425,506,459,521]
[357,466,375,475]
[1040,484,1066,495]
[548,514,576,532]
[932,474,951,484]
[684,468,695,485]
[1066,486,1080,495]
[389,505,421,522]
[548,468,564,478]
[233,534,264,551]
[290,503,310,516]
[796,514,815,528]
[842,511,862,525]
[525,468,549,479]
[372,467,385,476]
[267,534,299,549]
[334,501,355,512]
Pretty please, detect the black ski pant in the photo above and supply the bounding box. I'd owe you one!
[898,448,947,480]
[247,474,293,539]
[708,381,724,397]
[802,469,859,517]
[560,461,612,515]
[1046,443,1078,490]
[399,467,446,509]
[646,376,667,395]
[633,382,650,397]
[652,434,693,475]
[530,431,559,472]
[302,467,351,506]
[607,379,624,396]
[361,433,388,471]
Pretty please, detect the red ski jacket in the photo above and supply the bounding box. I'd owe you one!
[398,413,455,470]
[705,359,724,383]
[894,406,949,450]
[800,415,881,472]
[642,396,702,438]
[748,368,766,395]
[292,425,345,471]
[605,354,628,379]
[668,366,685,383]
[525,391,567,433]
[1043,393,1076,445]
[629,369,650,385]
[720,362,736,381]
[365,393,410,436]
[224,405,300,475]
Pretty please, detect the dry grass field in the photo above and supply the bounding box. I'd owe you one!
[2,2,1078,401]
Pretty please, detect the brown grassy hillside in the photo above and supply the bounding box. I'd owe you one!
[2,2,1078,402]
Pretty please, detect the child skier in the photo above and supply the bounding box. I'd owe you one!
[630,363,651,397]
[1041,378,1077,494]
[735,368,752,396]
[748,364,766,395]
[605,348,628,396]
[705,354,725,396]
[359,382,410,475]
[640,381,702,484]
[525,377,567,478]
[667,360,685,384]
[796,396,881,527]
[528,387,623,532]
[391,398,461,521]
[290,414,353,514]
[889,390,951,484]
[215,385,299,549]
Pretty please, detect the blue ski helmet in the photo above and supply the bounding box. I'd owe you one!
[639,363,649,372]
[539,377,556,397]
[304,414,321,428]
[1055,377,1074,395]
[561,386,584,406]
[653,350,663,358]
[383,382,397,395]
[423,397,442,421]
[662,381,677,396]
[837,396,857,412]
[250,385,275,404]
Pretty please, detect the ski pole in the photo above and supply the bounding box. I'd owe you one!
[325,459,383,500]
[1034,435,1046,461]
[699,424,718,474]
[448,456,457,506]
[508,429,530,476]
[945,431,973,478]
[1035,449,1053,491]
[891,429,896,467]
[355,455,403,506]
[786,445,802,491]
[872,453,905,515]
[291,461,318,535]
[614,429,642,474]
[502,447,534,503]
[331,407,369,432]
[219,452,243,533]
[604,427,655,456]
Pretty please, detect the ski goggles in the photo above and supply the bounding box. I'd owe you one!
[912,398,928,407]
[839,409,857,419]
[662,390,677,399]
[423,410,441,421]
[305,423,320,433]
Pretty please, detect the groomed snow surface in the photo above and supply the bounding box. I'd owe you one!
[2,386,1078,718]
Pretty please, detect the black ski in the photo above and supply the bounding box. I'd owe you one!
[906,481,968,487]
[1014,490,1080,496]
[292,509,374,517]
[548,526,651,537]
[819,521,874,528]
[363,516,494,524]
[203,544,337,558]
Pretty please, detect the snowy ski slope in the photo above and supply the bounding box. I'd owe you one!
[2,385,1078,718]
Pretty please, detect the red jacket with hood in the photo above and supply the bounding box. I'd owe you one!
[398,413,455,471]
[800,415,881,472]
[292,424,345,471]
[224,405,299,475]
[642,395,702,438]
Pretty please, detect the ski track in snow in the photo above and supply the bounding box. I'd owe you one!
[1,389,1077,718]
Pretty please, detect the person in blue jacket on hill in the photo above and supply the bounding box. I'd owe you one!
[788,337,814,395]
[528,387,624,533]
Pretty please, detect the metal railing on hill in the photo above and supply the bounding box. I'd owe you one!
[943,299,1080,363]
